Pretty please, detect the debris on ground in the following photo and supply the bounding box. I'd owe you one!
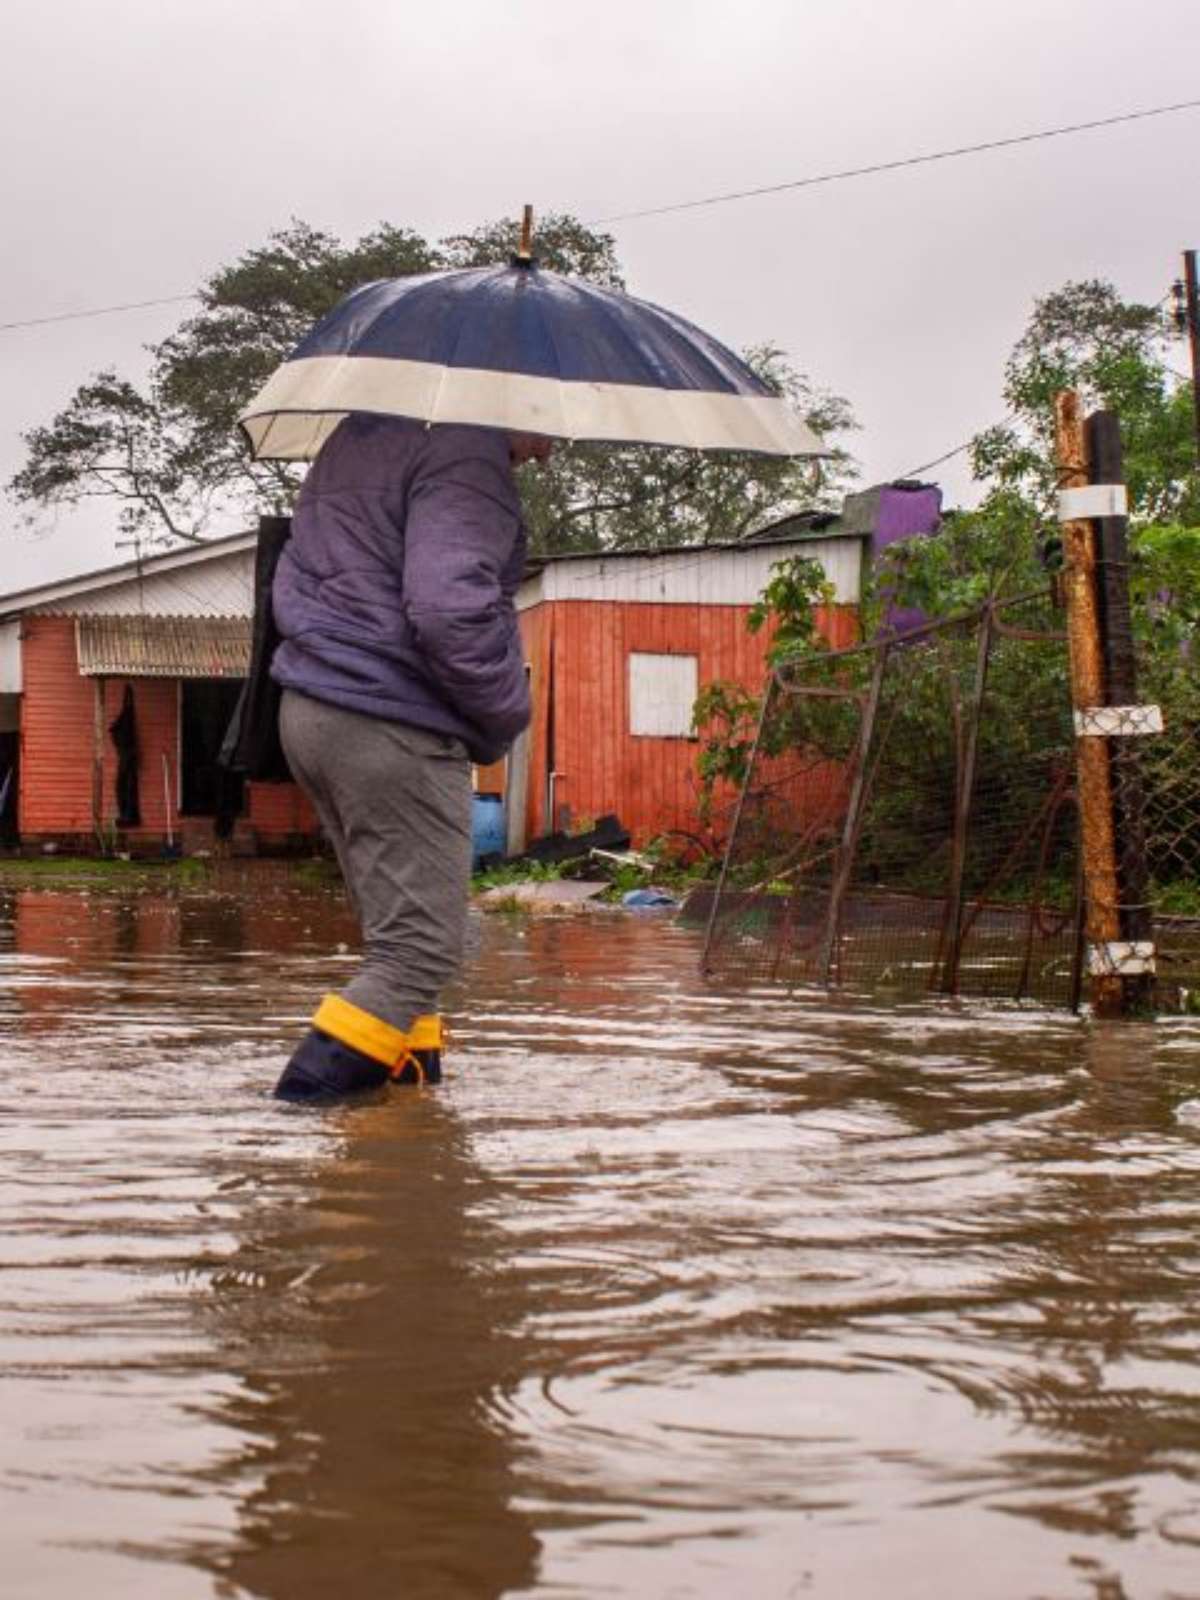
[621,887,679,910]
[515,813,631,867]
[479,879,610,912]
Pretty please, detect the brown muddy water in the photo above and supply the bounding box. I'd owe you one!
[2,870,1200,1599]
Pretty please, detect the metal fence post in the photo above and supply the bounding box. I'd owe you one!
[701,675,776,976]
[818,639,890,986]
[938,605,993,995]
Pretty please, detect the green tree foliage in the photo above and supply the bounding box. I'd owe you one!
[692,555,837,828]
[746,552,836,666]
[11,221,439,542]
[518,347,855,554]
[971,277,1199,524]
[870,492,1041,617]
[858,282,1199,901]
[10,214,856,553]
[692,276,1200,898]
[882,277,1199,653]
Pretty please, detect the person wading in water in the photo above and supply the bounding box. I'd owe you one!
[270,414,550,1101]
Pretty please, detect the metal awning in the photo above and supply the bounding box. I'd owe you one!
[75,614,251,679]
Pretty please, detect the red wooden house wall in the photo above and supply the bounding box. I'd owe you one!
[516,599,858,847]
[19,616,316,849]
[16,584,857,855]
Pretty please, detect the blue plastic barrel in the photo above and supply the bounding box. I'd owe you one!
[471,793,506,866]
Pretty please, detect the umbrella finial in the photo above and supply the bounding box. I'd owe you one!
[514,204,535,266]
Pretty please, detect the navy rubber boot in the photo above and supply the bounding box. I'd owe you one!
[392,1013,443,1086]
[392,1045,442,1086]
[273,1028,390,1103]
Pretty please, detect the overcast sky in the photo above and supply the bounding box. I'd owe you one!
[2,0,1197,590]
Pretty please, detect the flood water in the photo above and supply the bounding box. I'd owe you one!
[3,870,1200,1599]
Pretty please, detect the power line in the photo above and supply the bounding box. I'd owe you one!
[593,97,1200,224]
[0,292,196,334]
[897,436,983,481]
[3,96,1198,337]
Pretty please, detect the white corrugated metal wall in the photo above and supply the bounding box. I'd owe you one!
[517,537,862,611]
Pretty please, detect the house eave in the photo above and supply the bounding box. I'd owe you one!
[0,529,259,621]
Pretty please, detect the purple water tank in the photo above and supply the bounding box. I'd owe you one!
[842,481,943,633]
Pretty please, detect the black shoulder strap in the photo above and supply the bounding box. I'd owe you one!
[218,515,293,781]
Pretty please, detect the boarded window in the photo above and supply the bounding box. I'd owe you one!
[629,652,698,738]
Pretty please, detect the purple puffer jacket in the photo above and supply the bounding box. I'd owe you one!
[271,416,531,766]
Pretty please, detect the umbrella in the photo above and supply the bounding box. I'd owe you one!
[239,213,824,463]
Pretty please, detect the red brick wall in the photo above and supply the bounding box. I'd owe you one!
[21,616,182,840]
[248,779,318,840]
[19,616,318,849]
[20,615,98,837]
[105,678,177,835]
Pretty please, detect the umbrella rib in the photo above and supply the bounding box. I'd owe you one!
[563,278,704,447]
[527,273,572,441]
[428,266,507,430]
[569,278,674,392]
[552,277,754,448]
[582,278,750,394]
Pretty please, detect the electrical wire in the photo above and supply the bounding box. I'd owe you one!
[3,105,1192,575]
[0,292,196,334]
[888,281,1194,484]
[895,436,985,481]
[593,96,1200,223]
[3,95,1198,335]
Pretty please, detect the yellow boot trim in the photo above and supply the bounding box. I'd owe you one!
[313,994,409,1069]
[406,1013,444,1052]
[312,995,444,1074]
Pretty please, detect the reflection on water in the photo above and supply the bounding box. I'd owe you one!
[2,872,1200,1598]
[204,1098,539,1600]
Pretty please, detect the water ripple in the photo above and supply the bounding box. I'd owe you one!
[2,884,1200,1597]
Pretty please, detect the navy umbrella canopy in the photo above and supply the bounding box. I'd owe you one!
[239,254,824,462]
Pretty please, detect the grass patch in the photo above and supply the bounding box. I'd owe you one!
[0,854,345,895]
[477,891,531,916]
[290,858,343,889]
[472,858,566,892]
[0,856,183,890]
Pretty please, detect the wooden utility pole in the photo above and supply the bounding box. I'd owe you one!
[1054,391,1123,1016]
[1184,250,1200,465]
[1088,410,1155,1013]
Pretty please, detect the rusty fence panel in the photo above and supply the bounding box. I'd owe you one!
[699,582,1199,1013]
[1133,656,1200,1012]
[700,591,1082,1007]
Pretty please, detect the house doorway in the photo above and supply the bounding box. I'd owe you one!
[180,679,245,829]
[0,729,17,843]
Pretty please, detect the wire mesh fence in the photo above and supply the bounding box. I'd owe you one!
[1136,656,1200,1011]
[699,589,1199,1012]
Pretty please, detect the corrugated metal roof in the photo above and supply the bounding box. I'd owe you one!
[52,549,255,621]
[0,529,258,619]
[75,614,251,678]
[523,526,864,578]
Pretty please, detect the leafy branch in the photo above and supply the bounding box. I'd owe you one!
[8,216,857,554]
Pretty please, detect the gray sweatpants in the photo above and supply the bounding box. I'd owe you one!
[279,689,473,1032]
